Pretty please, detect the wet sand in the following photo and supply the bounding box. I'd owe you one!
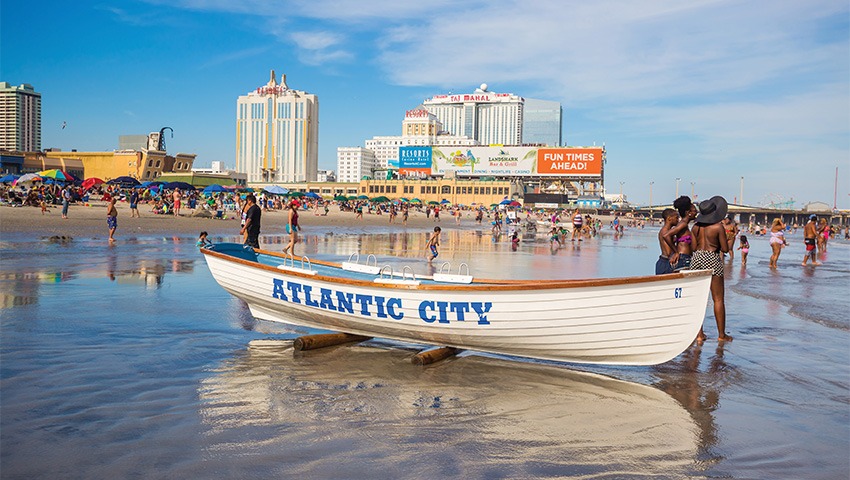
[1,211,848,479]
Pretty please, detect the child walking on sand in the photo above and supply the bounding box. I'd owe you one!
[738,235,749,266]
[426,226,441,262]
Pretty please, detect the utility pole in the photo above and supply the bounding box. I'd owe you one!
[740,177,744,205]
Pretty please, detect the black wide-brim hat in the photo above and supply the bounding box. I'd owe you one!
[696,195,728,225]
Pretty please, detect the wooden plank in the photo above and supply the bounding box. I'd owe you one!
[293,333,372,351]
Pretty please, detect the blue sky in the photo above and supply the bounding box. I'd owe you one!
[2,0,848,208]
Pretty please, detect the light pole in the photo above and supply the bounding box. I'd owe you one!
[740,176,744,205]
[675,177,681,198]
[690,182,695,199]
[649,181,654,213]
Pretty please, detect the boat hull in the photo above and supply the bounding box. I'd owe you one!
[202,244,711,366]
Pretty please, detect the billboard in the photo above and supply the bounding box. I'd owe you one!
[432,147,536,176]
[536,147,603,176]
[398,146,432,175]
[430,146,604,177]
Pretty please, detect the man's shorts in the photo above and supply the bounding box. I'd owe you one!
[805,237,816,252]
[655,256,674,275]
[430,245,438,258]
[107,216,117,229]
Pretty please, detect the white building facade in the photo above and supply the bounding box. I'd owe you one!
[422,84,523,146]
[235,70,318,183]
[0,82,41,152]
[362,109,478,169]
[337,147,377,183]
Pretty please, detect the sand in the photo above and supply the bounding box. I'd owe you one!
[0,201,502,240]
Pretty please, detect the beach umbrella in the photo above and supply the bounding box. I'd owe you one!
[0,174,20,183]
[163,181,195,190]
[305,192,321,199]
[107,176,140,186]
[440,199,451,204]
[204,184,228,194]
[288,191,305,198]
[333,194,348,201]
[410,198,422,203]
[37,169,73,182]
[399,197,409,203]
[82,177,104,190]
[357,195,369,200]
[13,173,42,186]
[428,200,440,205]
[371,196,390,203]
[509,200,522,207]
[499,199,512,205]
[264,185,289,195]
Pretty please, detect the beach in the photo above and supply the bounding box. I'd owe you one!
[1,203,848,479]
[0,200,465,240]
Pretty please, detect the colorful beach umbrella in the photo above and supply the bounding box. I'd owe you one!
[0,174,20,183]
[37,169,76,182]
[13,173,42,185]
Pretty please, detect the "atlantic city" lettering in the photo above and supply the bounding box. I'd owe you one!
[271,279,492,325]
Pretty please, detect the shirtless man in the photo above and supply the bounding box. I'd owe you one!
[801,215,821,266]
[106,197,118,243]
[656,208,679,275]
[690,196,732,343]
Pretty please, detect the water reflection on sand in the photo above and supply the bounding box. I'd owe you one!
[199,340,700,478]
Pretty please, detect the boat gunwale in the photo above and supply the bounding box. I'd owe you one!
[201,246,712,291]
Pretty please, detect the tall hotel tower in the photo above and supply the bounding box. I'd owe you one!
[236,71,318,183]
[0,82,41,152]
[422,84,523,146]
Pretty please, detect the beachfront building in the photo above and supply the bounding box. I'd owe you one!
[359,110,478,171]
[422,84,523,146]
[522,98,562,146]
[337,147,377,183]
[42,150,195,182]
[0,82,41,152]
[236,70,318,184]
[316,169,335,182]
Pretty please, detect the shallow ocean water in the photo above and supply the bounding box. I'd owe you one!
[1,225,848,478]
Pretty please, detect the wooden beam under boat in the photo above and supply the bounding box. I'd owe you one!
[293,333,372,351]
[412,347,462,365]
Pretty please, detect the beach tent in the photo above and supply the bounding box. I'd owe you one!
[263,185,289,195]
